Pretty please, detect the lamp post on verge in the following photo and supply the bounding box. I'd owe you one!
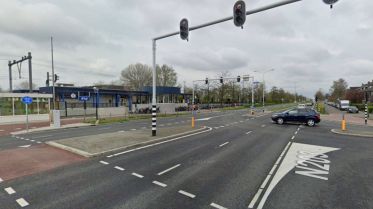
[254,69,274,112]
[93,87,99,122]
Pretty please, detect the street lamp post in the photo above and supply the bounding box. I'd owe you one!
[254,69,274,112]
[93,87,99,121]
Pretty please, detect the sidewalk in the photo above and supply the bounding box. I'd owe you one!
[331,125,373,138]
[47,125,211,157]
[0,118,86,136]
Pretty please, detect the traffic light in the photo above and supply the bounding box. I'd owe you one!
[46,72,50,87]
[205,78,208,85]
[180,18,189,41]
[220,77,223,84]
[315,96,318,102]
[54,74,59,82]
[322,0,338,8]
[237,76,241,82]
[233,0,246,28]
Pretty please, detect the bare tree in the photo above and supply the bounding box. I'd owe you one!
[156,64,177,87]
[15,81,38,90]
[120,63,152,90]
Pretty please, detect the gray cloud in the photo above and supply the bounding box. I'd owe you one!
[0,0,372,97]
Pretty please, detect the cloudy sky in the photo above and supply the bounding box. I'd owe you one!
[0,0,372,97]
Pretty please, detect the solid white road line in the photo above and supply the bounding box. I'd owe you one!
[107,127,212,158]
[248,188,263,208]
[219,142,229,147]
[132,172,144,178]
[152,181,167,187]
[114,166,125,171]
[246,131,253,135]
[16,198,29,207]
[100,161,109,165]
[178,190,196,198]
[269,164,278,175]
[260,175,271,189]
[210,202,228,209]
[157,164,181,176]
[5,187,16,194]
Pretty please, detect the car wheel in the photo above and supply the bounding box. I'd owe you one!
[277,118,284,125]
[307,119,315,127]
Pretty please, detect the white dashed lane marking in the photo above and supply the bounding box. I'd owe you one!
[114,166,125,171]
[210,202,228,209]
[246,131,253,135]
[157,164,181,176]
[178,190,196,198]
[100,161,109,165]
[131,129,137,131]
[5,187,16,195]
[152,181,167,187]
[132,172,144,178]
[16,198,29,207]
[219,142,229,147]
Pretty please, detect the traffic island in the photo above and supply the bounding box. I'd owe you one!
[331,129,373,138]
[46,125,210,157]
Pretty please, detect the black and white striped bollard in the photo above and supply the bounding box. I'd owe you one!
[152,105,157,136]
[365,103,368,125]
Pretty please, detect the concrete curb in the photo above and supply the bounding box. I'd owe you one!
[330,129,373,138]
[11,123,93,135]
[46,126,211,158]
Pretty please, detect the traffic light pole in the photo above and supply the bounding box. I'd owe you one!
[152,0,303,135]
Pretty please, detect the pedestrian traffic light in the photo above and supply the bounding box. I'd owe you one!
[322,0,338,8]
[233,1,246,28]
[205,78,208,85]
[237,76,241,82]
[180,18,189,41]
[220,77,223,84]
[54,74,59,82]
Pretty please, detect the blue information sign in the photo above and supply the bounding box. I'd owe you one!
[79,96,90,101]
[21,96,33,105]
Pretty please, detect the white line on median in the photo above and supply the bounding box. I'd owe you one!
[99,161,109,165]
[5,187,16,194]
[132,172,144,178]
[107,127,213,158]
[248,188,263,208]
[16,198,29,207]
[157,164,181,176]
[114,166,125,171]
[219,142,229,147]
[210,202,228,209]
[152,181,167,187]
[178,190,196,198]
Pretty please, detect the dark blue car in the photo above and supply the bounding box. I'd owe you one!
[271,108,321,126]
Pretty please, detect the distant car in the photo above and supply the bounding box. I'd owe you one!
[298,104,306,108]
[347,106,359,113]
[271,108,321,127]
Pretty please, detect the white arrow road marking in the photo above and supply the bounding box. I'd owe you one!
[255,142,340,209]
[18,145,31,148]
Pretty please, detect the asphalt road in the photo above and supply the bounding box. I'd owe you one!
[0,108,372,209]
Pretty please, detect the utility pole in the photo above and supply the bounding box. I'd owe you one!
[8,52,33,92]
[51,37,56,110]
[254,69,274,111]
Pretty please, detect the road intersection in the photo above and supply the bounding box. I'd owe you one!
[0,108,372,209]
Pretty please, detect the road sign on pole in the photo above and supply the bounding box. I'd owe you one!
[21,96,33,133]
[79,96,90,101]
